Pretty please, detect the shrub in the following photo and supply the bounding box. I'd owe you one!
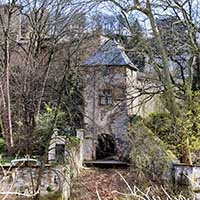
[145,112,178,155]
[145,107,200,164]
[129,121,176,180]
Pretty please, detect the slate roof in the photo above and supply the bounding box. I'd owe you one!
[82,40,137,70]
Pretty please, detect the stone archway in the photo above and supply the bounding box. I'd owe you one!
[96,134,115,160]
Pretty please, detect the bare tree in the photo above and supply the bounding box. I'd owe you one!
[0,0,97,155]
[0,2,20,155]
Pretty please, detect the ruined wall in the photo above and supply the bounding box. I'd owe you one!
[81,66,129,160]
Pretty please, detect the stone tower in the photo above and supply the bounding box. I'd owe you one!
[81,40,137,161]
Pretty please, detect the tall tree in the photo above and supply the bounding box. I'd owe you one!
[0,0,96,155]
[0,2,20,155]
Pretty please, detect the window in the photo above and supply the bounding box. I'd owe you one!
[99,89,113,105]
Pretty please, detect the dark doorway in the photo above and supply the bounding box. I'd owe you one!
[96,134,115,160]
[55,144,65,163]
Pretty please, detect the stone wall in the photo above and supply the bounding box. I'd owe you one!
[0,132,83,200]
[0,165,76,200]
[126,69,164,117]
[0,165,66,200]
[0,165,63,197]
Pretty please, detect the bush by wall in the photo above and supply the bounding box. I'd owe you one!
[129,120,176,180]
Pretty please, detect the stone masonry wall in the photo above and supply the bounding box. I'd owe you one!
[126,68,163,117]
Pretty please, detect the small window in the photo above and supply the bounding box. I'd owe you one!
[99,89,113,105]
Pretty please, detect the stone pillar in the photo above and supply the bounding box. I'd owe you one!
[83,137,95,161]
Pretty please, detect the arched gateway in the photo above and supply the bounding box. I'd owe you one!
[96,134,115,160]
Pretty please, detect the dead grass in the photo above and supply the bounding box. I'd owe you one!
[70,167,166,200]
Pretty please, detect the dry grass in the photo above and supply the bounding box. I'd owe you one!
[70,167,175,200]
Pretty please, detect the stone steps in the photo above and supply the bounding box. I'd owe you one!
[83,160,130,168]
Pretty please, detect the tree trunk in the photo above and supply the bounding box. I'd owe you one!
[146,8,178,116]
[4,33,13,155]
[144,1,191,163]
